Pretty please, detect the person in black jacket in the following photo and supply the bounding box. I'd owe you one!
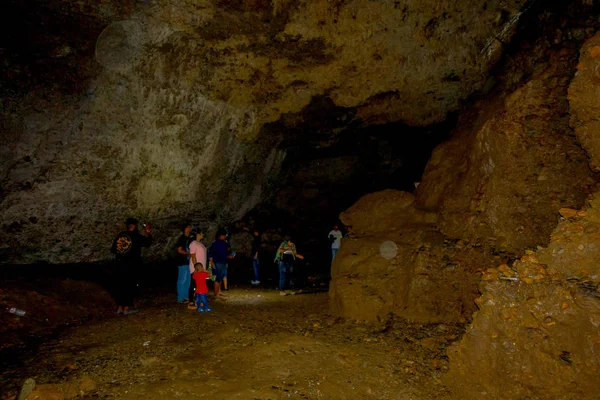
[111,217,153,315]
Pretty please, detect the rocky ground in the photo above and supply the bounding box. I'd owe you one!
[2,287,467,400]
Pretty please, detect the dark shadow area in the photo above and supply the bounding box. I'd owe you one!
[232,116,457,284]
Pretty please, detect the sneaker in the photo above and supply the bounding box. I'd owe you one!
[205,308,213,312]
[197,308,205,313]
[280,291,288,296]
[250,280,257,285]
[124,309,139,315]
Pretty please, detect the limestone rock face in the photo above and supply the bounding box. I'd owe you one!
[569,31,600,172]
[416,47,591,253]
[0,0,529,264]
[443,32,600,400]
[329,15,596,323]
[339,190,437,235]
[330,190,484,323]
[444,199,600,400]
[128,0,528,130]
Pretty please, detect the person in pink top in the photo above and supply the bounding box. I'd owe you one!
[187,230,207,308]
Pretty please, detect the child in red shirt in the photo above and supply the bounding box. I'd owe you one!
[193,263,212,312]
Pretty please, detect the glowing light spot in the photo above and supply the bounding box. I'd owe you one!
[380,240,398,259]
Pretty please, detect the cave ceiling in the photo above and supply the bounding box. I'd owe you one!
[5,0,529,138]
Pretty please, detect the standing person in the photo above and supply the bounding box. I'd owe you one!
[328,224,344,262]
[111,217,153,315]
[176,223,193,304]
[250,229,261,285]
[192,263,212,313]
[188,230,207,309]
[208,230,232,298]
[275,235,304,296]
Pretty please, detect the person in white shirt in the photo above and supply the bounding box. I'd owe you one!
[188,230,207,308]
[328,224,344,262]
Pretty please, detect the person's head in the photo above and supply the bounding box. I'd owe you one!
[284,233,295,244]
[181,223,193,237]
[333,224,339,231]
[216,229,227,241]
[125,217,139,231]
[193,230,204,241]
[194,262,205,272]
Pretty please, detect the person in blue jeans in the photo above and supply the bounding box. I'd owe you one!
[275,236,304,295]
[176,223,193,303]
[192,263,212,312]
[208,230,234,298]
[250,229,261,285]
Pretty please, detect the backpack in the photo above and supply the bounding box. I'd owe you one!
[114,232,133,255]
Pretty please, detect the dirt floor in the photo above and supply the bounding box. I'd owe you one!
[2,287,466,400]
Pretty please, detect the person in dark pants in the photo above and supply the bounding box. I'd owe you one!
[275,235,304,296]
[208,230,233,298]
[111,217,153,315]
[250,230,261,285]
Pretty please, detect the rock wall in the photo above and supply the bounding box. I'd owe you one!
[569,31,600,172]
[330,22,595,322]
[416,46,591,253]
[442,31,600,400]
[1,0,531,264]
[444,201,600,399]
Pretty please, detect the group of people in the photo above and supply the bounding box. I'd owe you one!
[175,224,235,312]
[111,218,345,314]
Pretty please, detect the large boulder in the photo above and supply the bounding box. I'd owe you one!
[330,190,486,323]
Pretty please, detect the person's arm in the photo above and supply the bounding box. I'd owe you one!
[290,243,304,260]
[177,246,190,255]
[274,243,283,262]
[208,244,215,267]
[177,240,191,256]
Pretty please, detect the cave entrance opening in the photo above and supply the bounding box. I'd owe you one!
[230,116,457,290]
